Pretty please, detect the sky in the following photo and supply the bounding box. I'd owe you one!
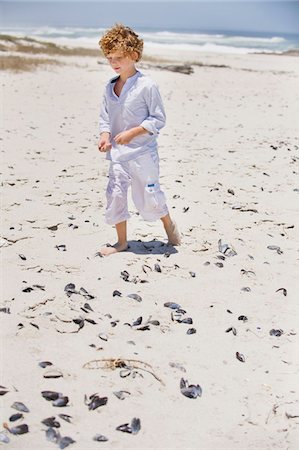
[1,1,299,34]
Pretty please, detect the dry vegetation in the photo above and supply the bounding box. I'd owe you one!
[0,55,62,72]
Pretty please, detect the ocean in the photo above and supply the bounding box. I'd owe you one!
[1,1,299,55]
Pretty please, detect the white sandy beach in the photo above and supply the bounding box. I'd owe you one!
[1,45,299,449]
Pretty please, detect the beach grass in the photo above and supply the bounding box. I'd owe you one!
[0,55,62,72]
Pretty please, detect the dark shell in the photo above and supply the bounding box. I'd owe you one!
[132,316,143,327]
[180,378,202,398]
[41,391,61,401]
[238,315,248,322]
[180,317,193,324]
[225,327,237,335]
[8,424,29,435]
[39,361,53,368]
[9,413,23,422]
[52,396,69,407]
[236,352,245,362]
[269,329,283,337]
[42,417,61,428]
[154,264,162,273]
[59,436,76,449]
[187,328,196,335]
[46,427,60,443]
[164,302,181,309]
[116,417,141,435]
[127,293,142,302]
[113,290,122,297]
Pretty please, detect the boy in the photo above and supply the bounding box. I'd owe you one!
[98,24,180,256]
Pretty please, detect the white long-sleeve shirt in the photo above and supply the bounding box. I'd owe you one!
[99,70,166,162]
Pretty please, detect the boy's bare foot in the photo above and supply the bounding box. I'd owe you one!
[166,220,181,246]
[99,242,129,256]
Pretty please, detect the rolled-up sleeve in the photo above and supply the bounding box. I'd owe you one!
[99,91,111,134]
[140,83,166,136]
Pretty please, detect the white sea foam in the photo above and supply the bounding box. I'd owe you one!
[0,26,294,55]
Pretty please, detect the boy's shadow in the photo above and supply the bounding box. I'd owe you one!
[126,239,178,255]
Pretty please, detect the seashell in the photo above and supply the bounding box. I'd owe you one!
[269,329,283,337]
[41,391,61,401]
[9,413,23,422]
[179,317,193,324]
[5,423,29,435]
[19,254,27,260]
[241,287,251,292]
[164,302,181,310]
[42,417,60,428]
[236,352,245,362]
[116,417,141,435]
[46,427,60,443]
[187,328,196,335]
[0,432,9,443]
[0,385,9,396]
[127,293,142,302]
[189,271,196,277]
[39,361,53,369]
[93,434,109,442]
[113,390,131,400]
[180,378,202,398]
[64,283,77,297]
[276,288,287,296]
[225,327,237,335]
[120,369,131,378]
[87,395,108,411]
[43,368,63,379]
[238,315,248,322]
[98,333,108,341]
[52,396,69,407]
[113,290,122,297]
[120,270,130,281]
[154,264,162,273]
[11,401,29,413]
[132,316,142,327]
[59,436,75,449]
[58,414,72,423]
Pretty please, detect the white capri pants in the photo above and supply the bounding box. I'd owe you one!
[105,152,169,225]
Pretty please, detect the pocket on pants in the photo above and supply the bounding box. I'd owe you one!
[144,183,165,211]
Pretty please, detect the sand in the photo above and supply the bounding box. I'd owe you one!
[1,46,299,449]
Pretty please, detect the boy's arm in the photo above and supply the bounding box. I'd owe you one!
[99,91,111,135]
[140,83,166,136]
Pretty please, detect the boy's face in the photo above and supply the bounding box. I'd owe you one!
[106,51,137,74]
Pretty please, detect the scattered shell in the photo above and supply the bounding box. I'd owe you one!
[59,436,76,449]
[41,391,61,401]
[164,302,181,309]
[46,427,60,443]
[0,386,9,396]
[58,414,72,423]
[5,423,29,435]
[127,293,142,302]
[98,333,108,341]
[189,271,196,277]
[215,262,223,268]
[0,432,9,443]
[225,327,237,335]
[42,417,61,428]
[64,283,77,297]
[113,290,122,297]
[238,315,248,322]
[120,270,130,281]
[169,362,186,372]
[85,393,108,410]
[180,378,202,398]
[52,396,69,407]
[179,317,193,324]
[267,245,283,254]
[236,352,245,362]
[116,417,141,435]
[187,328,196,335]
[9,413,23,422]
[39,361,53,369]
[113,391,131,400]
[43,368,63,379]
[276,288,287,296]
[241,287,251,292]
[11,402,29,413]
[269,329,283,337]
[154,264,162,273]
[18,254,27,260]
[93,434,109,442]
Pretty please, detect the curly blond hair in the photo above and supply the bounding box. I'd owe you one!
[99,23,144,62]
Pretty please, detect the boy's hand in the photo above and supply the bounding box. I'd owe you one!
[98,133,112,152]
[114,130,134,145]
